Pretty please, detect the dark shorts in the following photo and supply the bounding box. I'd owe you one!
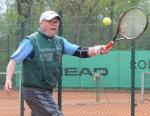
[23,88,63,116]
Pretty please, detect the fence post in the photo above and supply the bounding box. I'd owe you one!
[20,69,24,116]
[131,39,135,116]
[58,10,63,111]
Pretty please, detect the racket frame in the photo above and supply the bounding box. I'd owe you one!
[105,7,149,49]
[114,6,149,41]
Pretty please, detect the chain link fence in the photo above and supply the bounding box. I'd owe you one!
[0,14,150,116]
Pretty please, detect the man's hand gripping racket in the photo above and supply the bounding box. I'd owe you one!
[103,7,149,50]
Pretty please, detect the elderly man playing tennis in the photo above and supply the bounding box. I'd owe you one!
[4,10,112,116]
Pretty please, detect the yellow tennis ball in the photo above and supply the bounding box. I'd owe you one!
[103,17,112,26]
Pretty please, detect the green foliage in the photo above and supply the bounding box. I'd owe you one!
[0,0,150,71]
[51,0,150,49]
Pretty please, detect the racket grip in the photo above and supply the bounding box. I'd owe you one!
[105,41,113,49]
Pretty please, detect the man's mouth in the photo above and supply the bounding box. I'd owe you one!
[50,28,56,31]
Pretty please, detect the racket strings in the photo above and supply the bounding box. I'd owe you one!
[120,9,147,39]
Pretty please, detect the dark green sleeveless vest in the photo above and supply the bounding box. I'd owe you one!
[22,31,64,90]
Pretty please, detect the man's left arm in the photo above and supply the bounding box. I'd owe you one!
[63,38,112,58]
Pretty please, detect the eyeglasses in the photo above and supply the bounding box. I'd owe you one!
[46,20,59,24]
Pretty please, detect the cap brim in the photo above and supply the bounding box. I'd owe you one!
[42,15,61,22]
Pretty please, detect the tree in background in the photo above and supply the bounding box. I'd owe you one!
[16,0,33,40]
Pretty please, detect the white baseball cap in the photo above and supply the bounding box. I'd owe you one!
[39,10,61,22]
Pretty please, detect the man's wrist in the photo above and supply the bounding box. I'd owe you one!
[6,80,12,83]
[94,45,101,54]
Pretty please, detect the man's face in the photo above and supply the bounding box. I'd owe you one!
[40,17,59,37]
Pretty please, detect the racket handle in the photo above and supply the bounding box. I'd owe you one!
[105,41,113,49]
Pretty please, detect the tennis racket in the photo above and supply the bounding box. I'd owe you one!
[105,7,149,49]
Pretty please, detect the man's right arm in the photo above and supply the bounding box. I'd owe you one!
[4,39,33,92]
[4,60,16,92]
